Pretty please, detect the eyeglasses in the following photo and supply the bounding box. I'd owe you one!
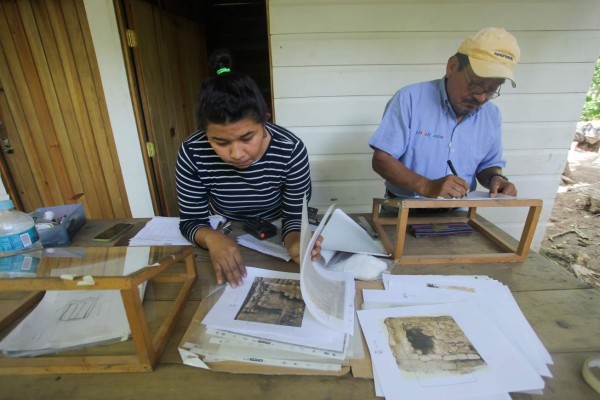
[464,70,502,100]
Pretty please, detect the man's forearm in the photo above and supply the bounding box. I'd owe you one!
[372,149,430,196]
[477,167,505,188]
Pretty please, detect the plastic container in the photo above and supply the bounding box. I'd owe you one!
[29,204,86,247]
[0,199,42,257]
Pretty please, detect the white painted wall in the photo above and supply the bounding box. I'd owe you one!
[268,0,600,249]
[83,0,154,218]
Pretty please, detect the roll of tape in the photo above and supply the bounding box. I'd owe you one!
[35,222,54,230]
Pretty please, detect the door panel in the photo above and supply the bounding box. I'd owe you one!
[0,0,130,217]
[124,0,207,216]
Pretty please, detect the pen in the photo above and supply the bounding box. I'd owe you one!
[447,160,458,176]
[447,159,467,199]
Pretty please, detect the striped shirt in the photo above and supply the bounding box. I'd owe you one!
[176,122,312,243]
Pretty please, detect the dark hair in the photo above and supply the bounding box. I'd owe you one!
[196,49,269,130]
[455,52,470,71]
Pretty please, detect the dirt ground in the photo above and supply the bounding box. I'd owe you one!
[539,142,600,288]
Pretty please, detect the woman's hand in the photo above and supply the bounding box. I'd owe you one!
[202,229,246,288]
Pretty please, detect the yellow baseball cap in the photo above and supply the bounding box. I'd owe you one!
[458,27,520,88]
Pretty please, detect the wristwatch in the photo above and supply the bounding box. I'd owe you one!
[487,173,508,186]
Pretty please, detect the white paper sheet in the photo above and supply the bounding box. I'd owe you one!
[0,289,130,357]
[365,275,553,378]
[300,203,356,335]
[320,209,389,256]
[129,216,223,246]
[201,267,347,352]
[466,191,516,200]
[129,216,192,246]
[406,190,519,201]
[357,302,545,400]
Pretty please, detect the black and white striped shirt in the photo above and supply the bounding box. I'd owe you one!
[176,122,312,243]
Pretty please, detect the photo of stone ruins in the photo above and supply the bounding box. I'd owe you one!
[235,277,305,327]
[384,316,487,377]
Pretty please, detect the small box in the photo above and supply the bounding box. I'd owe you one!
[243,218,277,240]
[30,204,86,247]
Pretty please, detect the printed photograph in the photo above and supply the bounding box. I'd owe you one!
[384,315,487,377]
[235,277,305,327]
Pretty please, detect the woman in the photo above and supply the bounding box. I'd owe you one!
[176,50,319,288]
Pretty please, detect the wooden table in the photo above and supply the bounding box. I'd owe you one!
[0,218,599,399]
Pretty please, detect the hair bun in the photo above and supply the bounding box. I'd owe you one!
[209,49,233,76]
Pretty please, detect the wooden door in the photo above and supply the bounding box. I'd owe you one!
[0,0,130,218]
[120,0,207,216]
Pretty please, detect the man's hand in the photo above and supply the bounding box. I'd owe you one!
[203,231,246,288]
[424,175,469,199]
[489,176,517,197]
[372,150,470,199]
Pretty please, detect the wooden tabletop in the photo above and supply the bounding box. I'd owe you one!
[0,218,599,399]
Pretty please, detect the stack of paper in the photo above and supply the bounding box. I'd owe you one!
[129,216,191,246]
[181,266,351,371]
[236,220,292,261]
[129,216,228,246]
[0,290,131,357]
[358,275,552,400]
[179,200,357,372]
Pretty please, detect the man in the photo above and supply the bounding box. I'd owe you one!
[369,27,519,200]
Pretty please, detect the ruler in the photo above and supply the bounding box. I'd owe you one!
[204,328,347,360]
[203,355,343,372]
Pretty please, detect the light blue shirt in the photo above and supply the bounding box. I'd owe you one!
[369,78,505,197]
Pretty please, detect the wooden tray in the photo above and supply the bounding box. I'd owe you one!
[371,197,542,264]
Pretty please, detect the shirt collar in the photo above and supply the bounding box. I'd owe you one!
[438,77,454,116]
[438,77,480,121]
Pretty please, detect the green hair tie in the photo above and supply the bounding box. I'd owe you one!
[216,67,231,75]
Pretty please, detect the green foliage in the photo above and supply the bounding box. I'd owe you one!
[581,56,600,121]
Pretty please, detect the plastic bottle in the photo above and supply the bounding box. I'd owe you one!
[0,198,42,257]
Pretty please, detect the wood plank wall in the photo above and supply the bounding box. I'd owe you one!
[0,0,130,218]
[268,0,600,247]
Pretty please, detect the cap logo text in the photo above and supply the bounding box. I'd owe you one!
[494,51,513,61]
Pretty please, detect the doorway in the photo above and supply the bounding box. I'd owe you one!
[118,0,271,217]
